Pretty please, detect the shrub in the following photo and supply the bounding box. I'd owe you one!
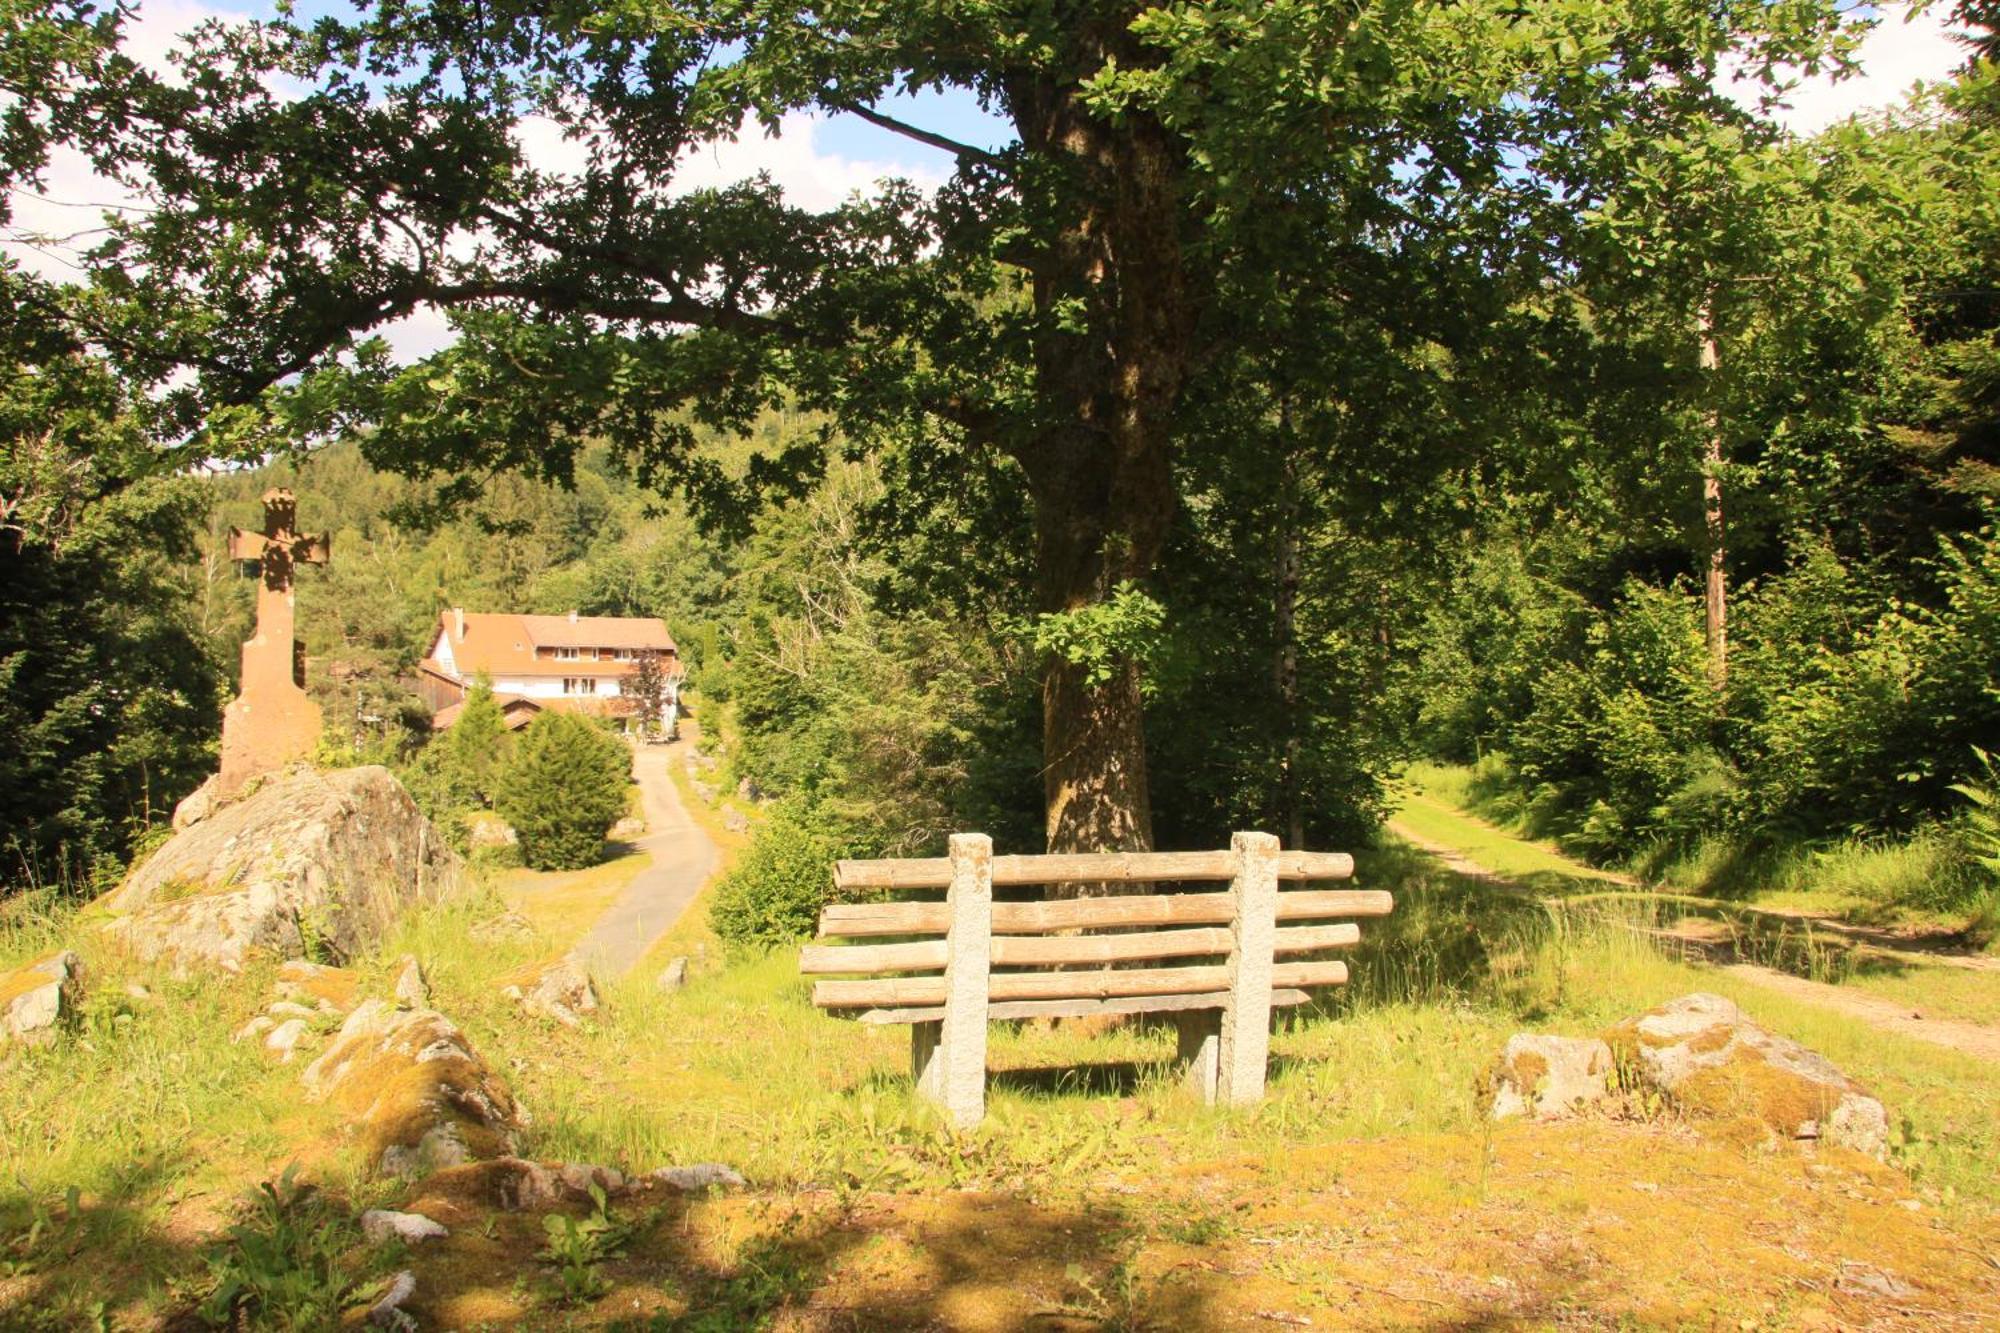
[496,713,631,871]
[709,800,873,948]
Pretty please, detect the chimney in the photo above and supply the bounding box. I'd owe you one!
[453,607,465,638]
[567,609,578,624]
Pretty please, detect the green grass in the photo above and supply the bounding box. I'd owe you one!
[1390,779,1624,897]
[1845,961,2000,1027]
[7,797,2000,1324]
[1404,760,1997,937]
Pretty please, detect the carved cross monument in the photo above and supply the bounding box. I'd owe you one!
[219,488,330,793]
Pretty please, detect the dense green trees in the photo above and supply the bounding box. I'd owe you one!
[0,0,1867,860]
[2,1,1997,930]
[0,303,222,888]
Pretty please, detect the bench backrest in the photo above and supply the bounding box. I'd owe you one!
[800,832,1393,1126]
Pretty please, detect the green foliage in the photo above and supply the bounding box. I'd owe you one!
[1,345,223,892]
[197,1165,364,1330]
[709,800,873,949]
[536,1181,633,1306]
[1017,584,1167,691]
[496,713,632,871]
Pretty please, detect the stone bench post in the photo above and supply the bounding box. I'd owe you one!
[1176,830,1281,1106]
[911,832,992,1128]
[1216,830,1280,1105]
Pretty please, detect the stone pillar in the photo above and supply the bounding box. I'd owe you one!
[1217,830,1280,1106]
[920,832,992,1129]
[218,490,326,795]
[1176,1009,1221,1103]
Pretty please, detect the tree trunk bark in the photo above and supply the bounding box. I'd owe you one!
[1274,420,1304,851]
[1699,303,1727,691]
[1006,49,1195,866]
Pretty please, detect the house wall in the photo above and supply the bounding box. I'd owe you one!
[489,675,625,699]
[430,630,457,675]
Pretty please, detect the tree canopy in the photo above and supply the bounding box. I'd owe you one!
[0,0,1877,858]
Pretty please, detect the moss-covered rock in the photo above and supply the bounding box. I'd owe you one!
[96,766,463,974]
[301,998,523,1177]
[1487,1033,1614,1121]
[0,951,84,1044]
[1604,993,1887,1159]
[502,957,599,1027]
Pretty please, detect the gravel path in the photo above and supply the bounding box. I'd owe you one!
[571,743,720,977]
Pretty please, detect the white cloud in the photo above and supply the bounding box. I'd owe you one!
[1731,3,1965,135]
[516,108,945,210]
[3,0,266,280]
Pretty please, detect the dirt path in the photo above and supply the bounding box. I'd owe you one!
[1719,962,2000,1062]
[570,743,720,977]
[1387,816,2000,1063]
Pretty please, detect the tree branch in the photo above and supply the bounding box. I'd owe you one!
[831,101,1009,170]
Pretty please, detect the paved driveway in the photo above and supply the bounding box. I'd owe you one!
[571,742,720,976]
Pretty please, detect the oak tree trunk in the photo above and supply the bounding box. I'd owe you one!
[1006,37,1194,867]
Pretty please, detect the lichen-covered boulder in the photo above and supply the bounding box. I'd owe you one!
[1488,1034,1614,1121]
[1,951,85,1044]
[1606,993,1888,1158]
[172,773,223,831]
[97,766,463,974]
[302,998,522,1177]
[503,958,599,1027]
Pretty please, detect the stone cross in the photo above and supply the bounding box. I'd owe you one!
[218,488,329,794]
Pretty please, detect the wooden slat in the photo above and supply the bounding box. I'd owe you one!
[834,848,1355,891]
[812,960,1348,1009]
[817,888,1392,939]
[799,922,1362,975]
[853,988,1315,1025]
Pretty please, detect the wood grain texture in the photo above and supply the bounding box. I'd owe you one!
[799,922,1360,975]
[813,960,1348,1009]
[816,888,1392,938]
[833,848,1354,890]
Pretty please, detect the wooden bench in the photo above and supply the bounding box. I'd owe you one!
[800,831,1393,1127]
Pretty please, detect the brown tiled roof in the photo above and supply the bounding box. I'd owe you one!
[422,611,675,680]
[518,615,675,651]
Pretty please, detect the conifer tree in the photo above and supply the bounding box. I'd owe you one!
[496,713,631,871]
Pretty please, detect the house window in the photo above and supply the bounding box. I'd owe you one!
[563,677,597,695]
[615,648,635,661]
[555,647,579,661]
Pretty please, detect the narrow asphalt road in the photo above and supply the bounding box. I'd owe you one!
[571,742,720,977]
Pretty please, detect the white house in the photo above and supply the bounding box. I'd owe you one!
[418,608,680,731]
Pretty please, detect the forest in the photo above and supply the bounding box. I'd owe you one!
[2,0,1997,946]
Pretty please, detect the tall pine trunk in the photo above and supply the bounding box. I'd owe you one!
[1274,422,1305,851]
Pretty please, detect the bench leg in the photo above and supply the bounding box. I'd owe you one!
[911,1020,944,1099]
[1176,1010,1221,1104]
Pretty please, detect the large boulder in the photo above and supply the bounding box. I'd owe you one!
[1,951,85,1044]
[96,766,462,974]
[302,998,522,1177]
[1606,993,1888,1158]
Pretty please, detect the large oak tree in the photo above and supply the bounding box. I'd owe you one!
[2,0,1849,853]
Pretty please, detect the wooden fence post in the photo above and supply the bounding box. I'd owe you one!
[1217,830,1280,1106]
[916,831,992,1129]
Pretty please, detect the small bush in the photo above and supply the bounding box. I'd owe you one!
[709,800,873,948]
[495,713,632,871]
